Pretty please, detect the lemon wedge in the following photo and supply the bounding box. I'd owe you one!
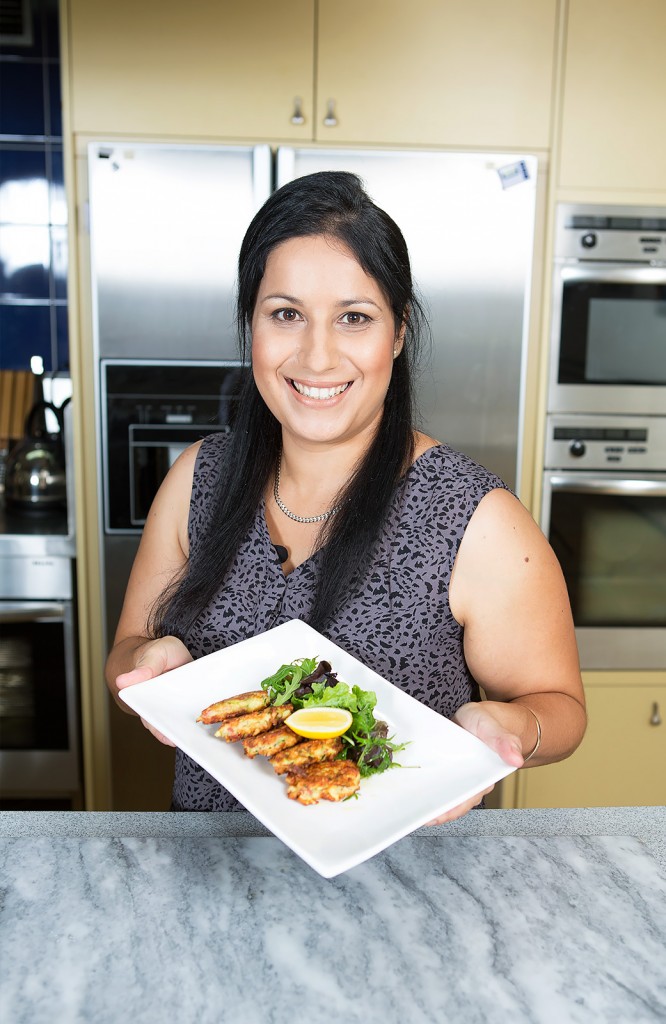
[285,707,353,739]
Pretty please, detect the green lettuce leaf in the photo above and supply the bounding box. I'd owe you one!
[260,657,318,705]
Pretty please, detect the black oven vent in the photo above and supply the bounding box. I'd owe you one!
[0,0,32,45]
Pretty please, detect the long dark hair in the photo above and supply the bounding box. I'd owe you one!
[151,170,426,640]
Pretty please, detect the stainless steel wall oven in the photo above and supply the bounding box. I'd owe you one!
[548,203,666,416]
[101,359,245,534]
[544,204,666,671]
[541,415,666,670]
[0,556,80,797]
[0,391,81,806]
[99,359,246,645]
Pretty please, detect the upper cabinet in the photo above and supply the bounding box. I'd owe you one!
[315,0,558,149]
[67,0,315,140]
[66,0,557,150]
[558,0,666,191]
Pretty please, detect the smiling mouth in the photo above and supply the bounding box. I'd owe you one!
[290,380,352,400]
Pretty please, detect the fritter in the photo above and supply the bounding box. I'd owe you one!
[198,690,269,724]
[214,703,294,742]
[285,760,361,805]
[269,736,343,775]
[242,725,304,759]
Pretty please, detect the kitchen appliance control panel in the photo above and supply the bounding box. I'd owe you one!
[545,415,666,470]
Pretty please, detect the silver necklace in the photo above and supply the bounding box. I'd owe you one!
[273,460,344,524]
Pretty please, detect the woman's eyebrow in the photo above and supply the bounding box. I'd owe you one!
[259,294,381,309]
[336,297,381,309]
[260,293,301,304]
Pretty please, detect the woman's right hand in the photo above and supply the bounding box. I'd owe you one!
[114,636,193,747]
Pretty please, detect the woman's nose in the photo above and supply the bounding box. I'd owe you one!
[298,321,339,372]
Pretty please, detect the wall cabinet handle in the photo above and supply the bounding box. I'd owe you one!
[650,702,662,726]
[323,98,338,127]
[290,97,305,125]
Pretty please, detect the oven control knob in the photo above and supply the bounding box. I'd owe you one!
[581,232,597,249]
[569,440,586,458]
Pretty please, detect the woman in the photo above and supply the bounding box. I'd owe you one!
[106,171,586,820]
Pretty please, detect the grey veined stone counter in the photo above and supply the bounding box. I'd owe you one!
[1,808,665,1023]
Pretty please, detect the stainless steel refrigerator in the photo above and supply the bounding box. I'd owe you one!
[89,140,539,485]
[276,147,540,491]
[87,141,539,808]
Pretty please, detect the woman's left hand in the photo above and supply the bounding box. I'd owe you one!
[425,701,524,826]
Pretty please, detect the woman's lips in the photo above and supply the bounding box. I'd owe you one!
[289,379,352,400]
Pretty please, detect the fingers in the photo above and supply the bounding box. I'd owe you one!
[453,702,524,768]
[114,636,191,748]
[140,717,176,748]
[425,784,495,826]
[116,664,156,689]
[135,636,192,677]
[493,734,525,768]
[116,637,193,691]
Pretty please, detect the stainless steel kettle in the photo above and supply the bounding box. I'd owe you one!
[4,400,67,511]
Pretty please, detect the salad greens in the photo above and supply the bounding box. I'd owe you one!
[259,657,319,706]
[259,657,407,778]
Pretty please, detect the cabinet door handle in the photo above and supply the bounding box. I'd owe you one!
[290,97,305,125]
[650,702,662,726]
[323,99,338,127]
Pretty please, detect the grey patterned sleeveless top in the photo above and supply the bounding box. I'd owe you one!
[171,432,508,811]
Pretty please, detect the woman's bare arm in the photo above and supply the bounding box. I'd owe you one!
[449,487,586,767]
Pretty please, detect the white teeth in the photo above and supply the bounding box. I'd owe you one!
[292,381,350,399]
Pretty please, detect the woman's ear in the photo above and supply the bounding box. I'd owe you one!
[393,314,407,358]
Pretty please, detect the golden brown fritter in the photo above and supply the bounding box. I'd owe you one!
[214,703,294,742]
[285,760,361,805]
[197,690,269,724]
[269,736,343,775]
[242,726,305,759]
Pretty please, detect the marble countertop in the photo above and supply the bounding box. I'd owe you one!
[1,808,665,1023]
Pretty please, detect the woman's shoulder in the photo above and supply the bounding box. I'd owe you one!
[192,430,233,484]
[407,433,510,496]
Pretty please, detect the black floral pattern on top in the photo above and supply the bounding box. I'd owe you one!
[171,433,509,811]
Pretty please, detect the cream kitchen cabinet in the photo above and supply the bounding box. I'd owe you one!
[558,0,666,191]
[514,674,666,808]
[66,0,315,140]
[315,0,558,149]
[66,0,557,150]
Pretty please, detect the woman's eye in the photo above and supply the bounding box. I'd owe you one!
[340,312,369,325]
[273,308,301,322]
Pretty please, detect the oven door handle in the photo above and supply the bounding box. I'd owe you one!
[559,264,666,285]
[549,476,666,496]
[0,601,67,623]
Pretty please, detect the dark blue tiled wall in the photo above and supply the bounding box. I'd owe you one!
[0,0,68,373]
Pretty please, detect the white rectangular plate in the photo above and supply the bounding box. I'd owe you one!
[119,619,516,878]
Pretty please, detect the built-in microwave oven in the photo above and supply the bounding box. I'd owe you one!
[101,359,246,534]
[548,204,666,416]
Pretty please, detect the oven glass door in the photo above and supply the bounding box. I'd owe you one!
[557,267,666,387]
[0,603,71,751]
[0,598,80,795]
[543,472,666,669]
[545,475,666,629]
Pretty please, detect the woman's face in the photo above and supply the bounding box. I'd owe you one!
[251,234,403,450]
